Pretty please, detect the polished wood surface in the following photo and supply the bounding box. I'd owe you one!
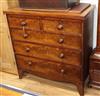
[89,49,100,88]
[10,29,81,50]
[5,5,94,96]
[19,0,78,9]
[13,41,81,65]
[97,0,100,47]
[89,1,100,88]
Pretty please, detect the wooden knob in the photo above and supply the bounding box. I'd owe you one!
[57,24,63,30]
[26,47,30,52]
[60,69,65,73]
[59,53,64,58]
[58,38,64,44]
[23,33,28,38]
[27,61,32,66]
[21,21,27,26]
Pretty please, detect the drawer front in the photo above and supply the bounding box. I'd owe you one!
[13,41,81,66]
[16,55,81,82]
[7,15,40,30]
[63,65,81,82]
[16,55,64,81]
[10,29,81,50]
[91,70,100,83]
[42,19,82,35]
[90,62,100,70]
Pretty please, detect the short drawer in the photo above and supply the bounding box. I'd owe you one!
[16,55,64,81]
[10,29,82,50]
[13,41,81,66]
[7,15,40,30]
[42,19,82,35]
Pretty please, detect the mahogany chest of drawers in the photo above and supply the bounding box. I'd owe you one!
[5,6,94,96]
[89,0,100,88]
[89,48,100,88]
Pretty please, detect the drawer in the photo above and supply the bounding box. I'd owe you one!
[7,15,40,30]
[63,65,81,82]
[10,29,81,50]
[91,70,100,83]
[90,62,100,70]
[16,55,80,82]
[13,41,81,66]
[42,19,82,35]
[16,55,64,81]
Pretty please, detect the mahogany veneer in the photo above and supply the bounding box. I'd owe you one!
[89,1,100,88]
[5,5,94,96]
[89,48,100,88]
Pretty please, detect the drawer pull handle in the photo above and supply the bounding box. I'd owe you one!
[21,21,27,26]
[60,69,65,73]
[57,24,63,30]
[26,47,30,52]
[58,38,64,44]
[27,61,32,66]
[59,53,64,58]
[23,33,28,38]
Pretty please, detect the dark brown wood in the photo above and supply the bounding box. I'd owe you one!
[69,3,90,13]
[97,0,100,47]
[10,29,82,50]
[89,1,100,89]
[19,0,78,9]
[13,41,81,66]
[5,5,94,96]
[89,49,100,88]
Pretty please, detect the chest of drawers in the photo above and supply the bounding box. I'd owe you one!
[89,1,100,89]
[89,48,100,88]
[5,6,94,96]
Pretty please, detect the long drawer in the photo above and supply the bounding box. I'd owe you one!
[91,70,100,83]
[16,55,80,81]
[10,29,82,50]
[13,41,81,66]
[90,62,100,70]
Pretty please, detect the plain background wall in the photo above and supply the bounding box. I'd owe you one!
[80,0,99,48]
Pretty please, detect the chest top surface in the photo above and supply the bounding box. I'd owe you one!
[4,4,94,20]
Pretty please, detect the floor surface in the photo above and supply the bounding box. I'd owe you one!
[0,72,100,96]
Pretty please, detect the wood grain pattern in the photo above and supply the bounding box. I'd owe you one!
[42,19,81,35]
[10,29,82,50]
[97,0,100,47]
[16,55,81,83]
[13,41,81,66]
[89,0,100,89]
[5,5,94,96]
[7,15,40,31]
[89,49,100,88]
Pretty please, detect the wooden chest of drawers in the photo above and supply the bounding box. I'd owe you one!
[89,1,100,89]
[89,48,100,88]
[5,6,94,96]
